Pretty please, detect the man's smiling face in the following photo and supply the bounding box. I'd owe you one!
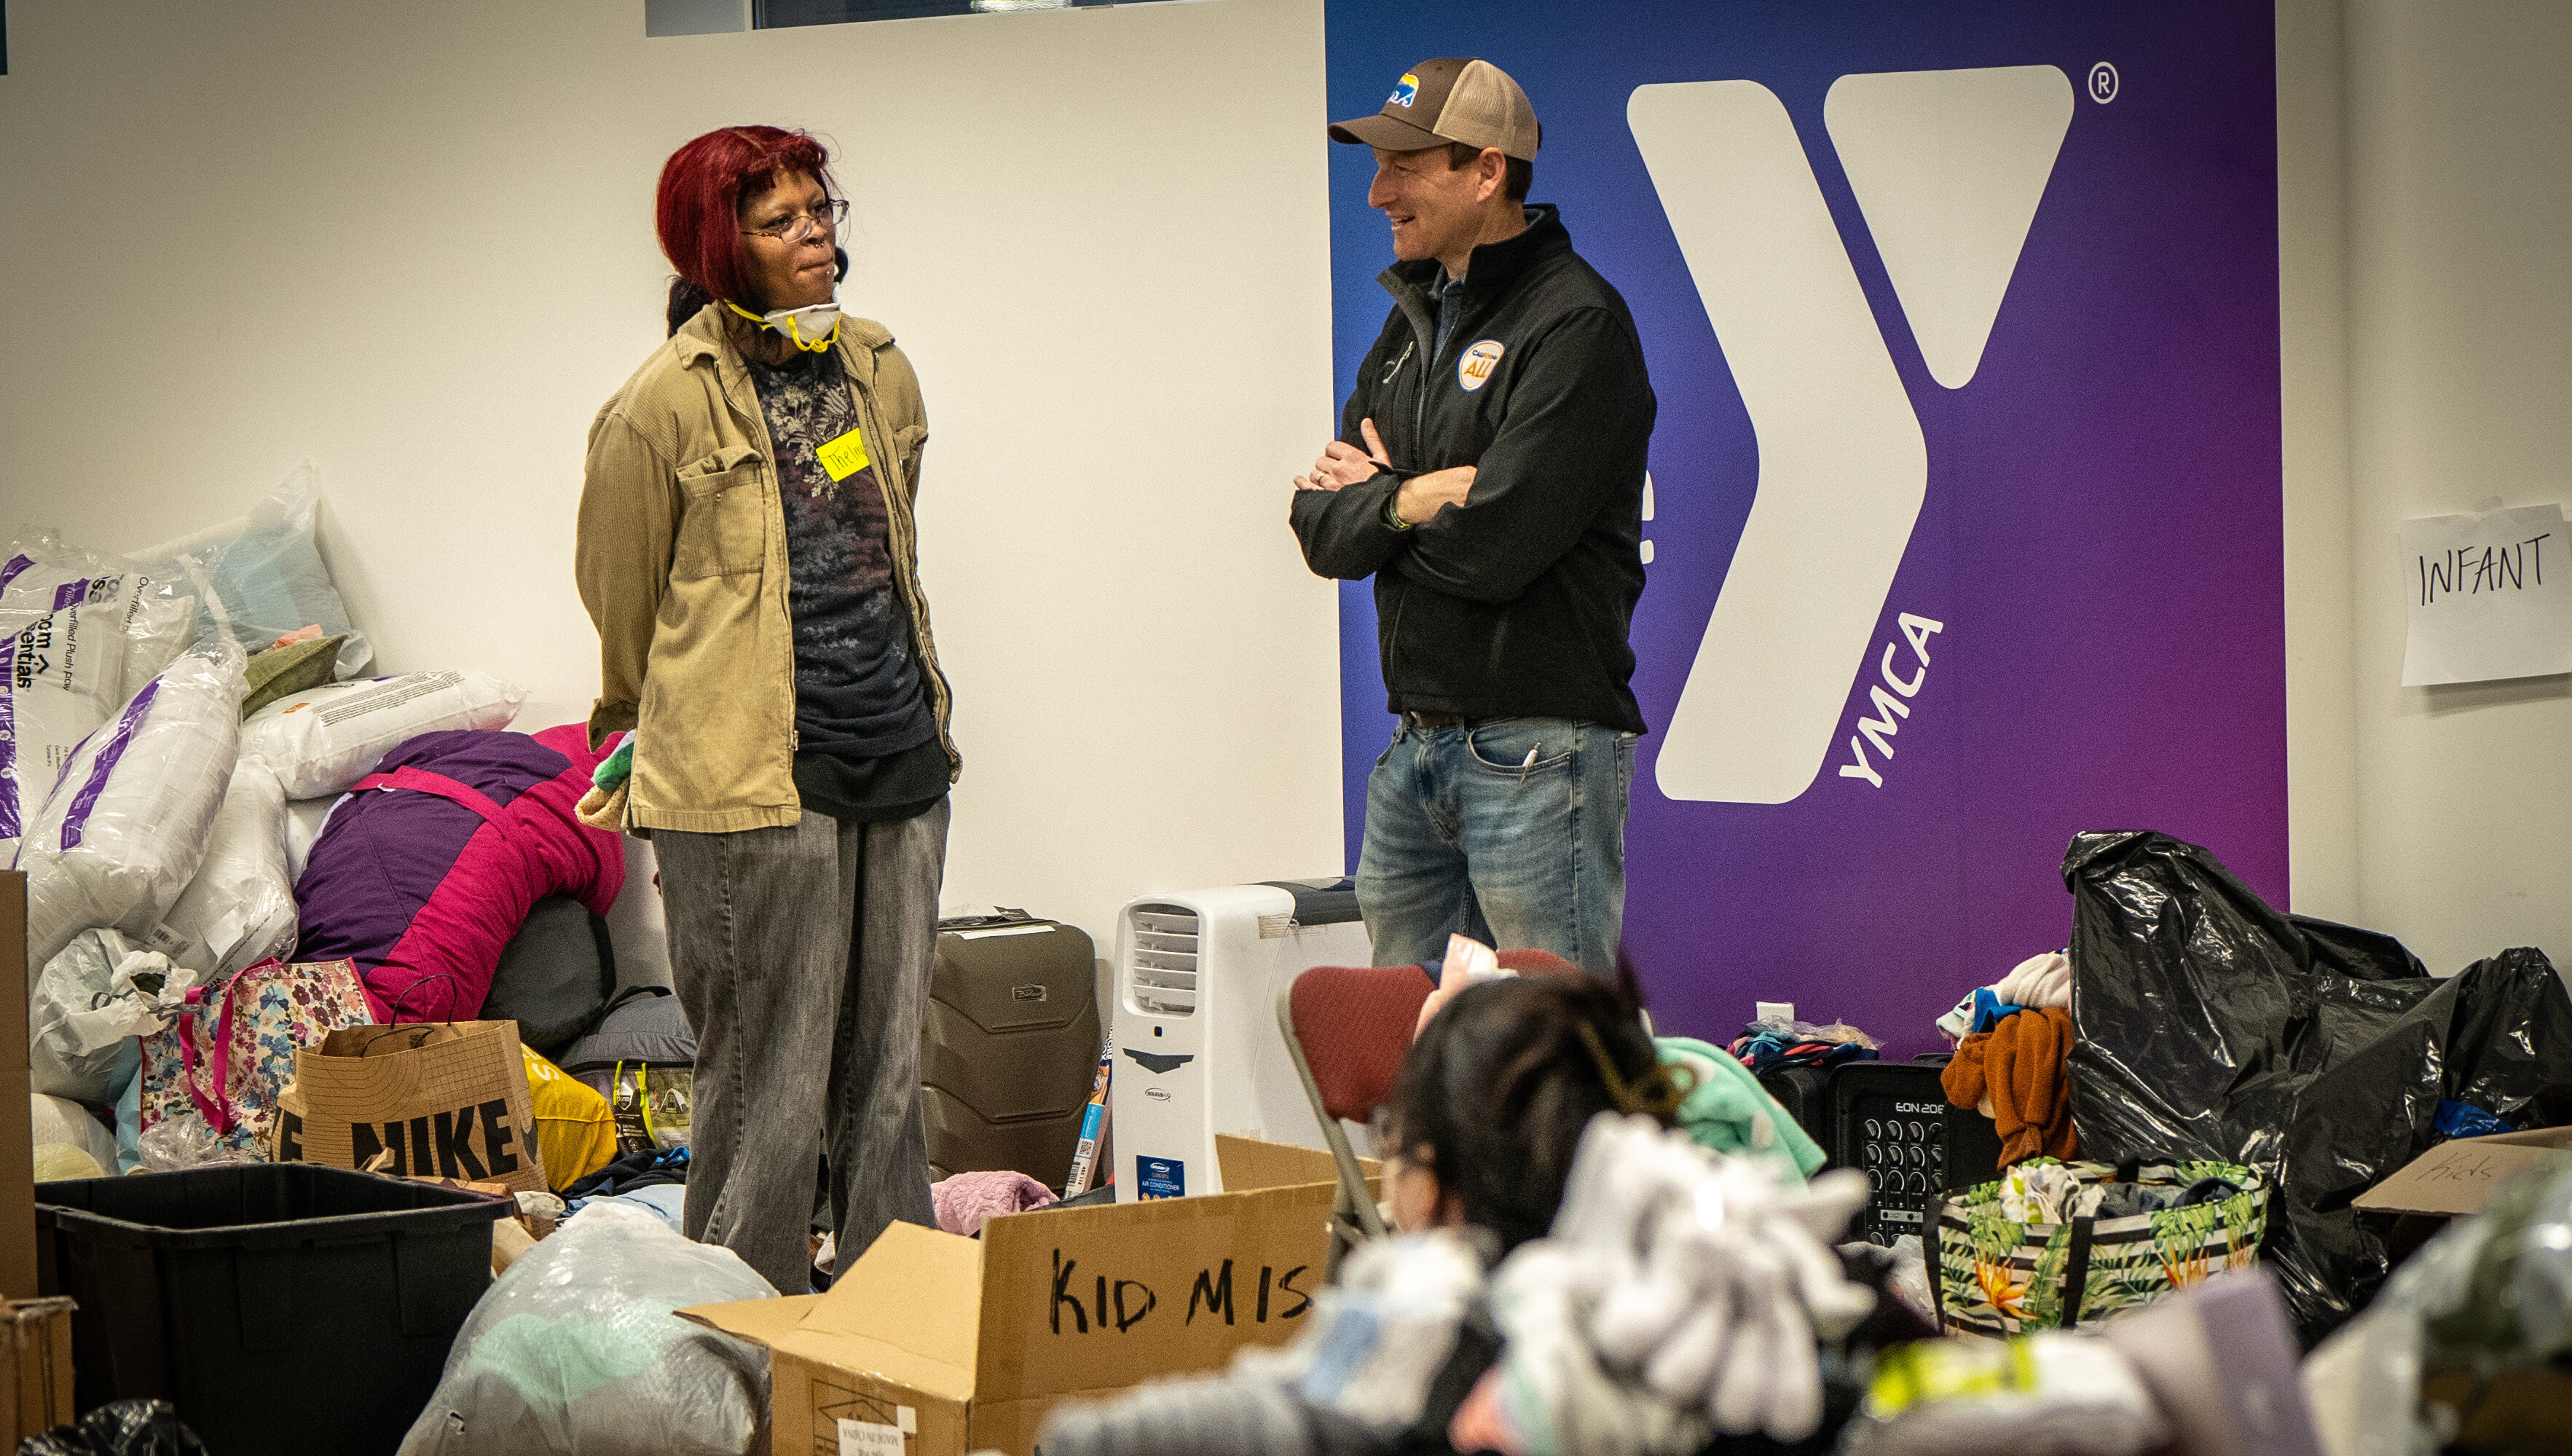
[1367,145,1489,267]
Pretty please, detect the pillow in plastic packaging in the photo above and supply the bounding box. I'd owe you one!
[0,570,194,863]
[154,764,299,977]
[34,1144,107,1183]
[3,533,204,700]
[396,1198,776,1456]
[242,669,524,800]
[14,644,245,971]
[130,463,374,679]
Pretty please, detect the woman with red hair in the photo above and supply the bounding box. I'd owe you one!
[575,125,959,1294]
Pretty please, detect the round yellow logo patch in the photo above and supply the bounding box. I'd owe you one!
[1458,339,1505,393]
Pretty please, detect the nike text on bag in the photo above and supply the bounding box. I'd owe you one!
[275,1020,550,1196]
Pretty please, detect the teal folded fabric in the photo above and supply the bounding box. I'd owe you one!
[1658,1035,1826,1183]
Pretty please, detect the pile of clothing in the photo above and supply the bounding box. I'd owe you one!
[1729,1018,1881,1074]
[14,472,653,1195]
[1982,1160,2247,1224]
[1932,950,2070,1042]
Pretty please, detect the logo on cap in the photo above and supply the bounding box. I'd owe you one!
[1459,339,1505,392]
[1389,73,1420,108]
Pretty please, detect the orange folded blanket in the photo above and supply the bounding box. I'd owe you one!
[1941,1005,2077,1166]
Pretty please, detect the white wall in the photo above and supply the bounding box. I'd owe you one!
[2276,0,2360,925]
[2270,1,2572,971]
[0,0,1347,957]
[2337,0,2572,973]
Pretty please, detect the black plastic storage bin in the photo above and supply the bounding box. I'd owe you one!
[35,1162,512,1456]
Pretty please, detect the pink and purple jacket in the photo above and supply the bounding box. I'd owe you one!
[296,723,624,1023]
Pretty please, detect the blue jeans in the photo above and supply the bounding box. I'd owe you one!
[1356,717,1636,976]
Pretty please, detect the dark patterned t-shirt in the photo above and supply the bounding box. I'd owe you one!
[744,349,935,764]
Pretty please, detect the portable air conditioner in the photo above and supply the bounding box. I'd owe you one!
[1110,878,1372,1202]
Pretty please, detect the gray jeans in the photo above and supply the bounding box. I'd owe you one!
[653,798,948,1294]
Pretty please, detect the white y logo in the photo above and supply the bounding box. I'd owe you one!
[1632,66,2074,803]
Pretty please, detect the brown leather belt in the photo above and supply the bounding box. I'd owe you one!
[1405,710,1469,730]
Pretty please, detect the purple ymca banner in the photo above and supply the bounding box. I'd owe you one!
[1324,1,2286,1050]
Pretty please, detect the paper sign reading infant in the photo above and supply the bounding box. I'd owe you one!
[275,1020,549,1195]
[2399,503,2572,686]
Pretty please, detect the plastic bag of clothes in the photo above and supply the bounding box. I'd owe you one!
[19,1398,208,1455]
[2061,830,2572,1343]
[28,930,197,1103]
[15,642,244,971]
[396,1198,776,1455]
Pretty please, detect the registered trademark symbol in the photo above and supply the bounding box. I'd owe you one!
[2088,62,2119,103]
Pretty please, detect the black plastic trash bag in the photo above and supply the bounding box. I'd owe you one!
[2061,830,2572,1345]
[19,1399,208,1456]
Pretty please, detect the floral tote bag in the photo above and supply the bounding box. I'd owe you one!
[138,957,374,1158]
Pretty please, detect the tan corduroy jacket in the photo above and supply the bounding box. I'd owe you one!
[575,302,959,834]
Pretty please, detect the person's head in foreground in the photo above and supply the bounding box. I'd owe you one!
[1377,962,1686,1251]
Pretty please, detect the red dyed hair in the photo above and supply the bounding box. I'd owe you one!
[656,126,837,310]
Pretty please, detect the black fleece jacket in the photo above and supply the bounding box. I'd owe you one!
[1290,205,1655,734]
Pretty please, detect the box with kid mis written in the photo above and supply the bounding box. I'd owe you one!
[679,1136,1360,1456]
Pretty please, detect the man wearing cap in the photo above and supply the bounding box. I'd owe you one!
[1291,57,1656,977]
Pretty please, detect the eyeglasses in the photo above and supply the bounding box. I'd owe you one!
[741,198,849,244]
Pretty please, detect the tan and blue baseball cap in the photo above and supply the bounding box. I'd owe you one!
[1329,57,1541,161]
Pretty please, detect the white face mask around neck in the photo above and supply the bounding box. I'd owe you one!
[727,298,840,353]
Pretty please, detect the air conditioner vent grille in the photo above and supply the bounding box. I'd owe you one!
[1127,904,1198,1016]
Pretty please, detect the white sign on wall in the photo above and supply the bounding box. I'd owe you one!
[2399,503,2572,686]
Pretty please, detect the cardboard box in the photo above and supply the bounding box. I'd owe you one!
[0,1298,75,1449]
[2353,1125,2572,1218]
[2355,1125,2572,1449]
[1213,1133,1379,1197]
[0,875,33,1299]
[683,1141,1348,1456]
[2354,1124,2572,1272]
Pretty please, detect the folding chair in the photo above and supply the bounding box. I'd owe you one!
[1277,947,1586,1277]
[1276,963,1434,1279]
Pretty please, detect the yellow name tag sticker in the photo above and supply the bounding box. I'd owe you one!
[816,428,870,482]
